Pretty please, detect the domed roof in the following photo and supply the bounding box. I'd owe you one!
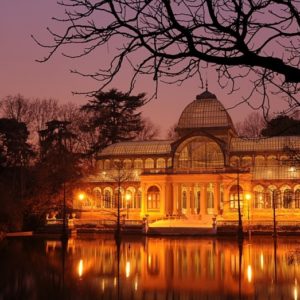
[177,90,234,130]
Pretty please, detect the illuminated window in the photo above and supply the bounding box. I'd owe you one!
[253,185,265,209]
[134,159,143,169]
[135,189,142,209]
[229,185,244,209]
[103,189,112,208]
[176,137,224,169]
[123,159,132,169]
[182,191,187,209]
[283,188,292,208]
[147,186,160,210]
[295,189,300,208]
[93,188,102,208]
[156,158,166,169]
[145,158,154,169]
[207,184,214,209]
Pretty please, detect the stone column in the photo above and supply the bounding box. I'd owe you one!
[200,184,207,216]
[190,184,195,214]
[214,182,220,215]
[186,185,191,215]
[172,183,179,216]
[141,184,147,216]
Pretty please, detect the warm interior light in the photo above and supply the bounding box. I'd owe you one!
[126,193,131,201]
[78,193,85,201]
[245,193,251,201]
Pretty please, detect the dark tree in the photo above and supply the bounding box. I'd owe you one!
[261,115,300,137]
[0,119,34,231]
[0,118,34,168]
[81,89,146,153]
[26,120,82,223]
[235,112,266,138]
[35,1,300,109]
[38,120,81,192]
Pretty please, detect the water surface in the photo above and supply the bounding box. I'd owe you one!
[0,235,300,299]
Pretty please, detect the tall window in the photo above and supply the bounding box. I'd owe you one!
[156,158,166,169]
[135,189,142,209]
[295,189,300,208]
[283,188,293,208]
[253,186,264,209]
[182,191,187,209]
[207,183,214,209]
[229,185,243,209]
[145,158,154,169]
[134,159,143,169]
[147,186,160,210]
[195,191,201,214]
[93,188,102,208]
[103,189,112,208]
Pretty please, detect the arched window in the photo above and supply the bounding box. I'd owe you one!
[156,158,166,169]
[255,156,265,166]
[195,190,201,214]
[135,189,142,209]
[104,159,110,170]
[295,189,300,208]
[123,159,132,169]
[207,184,214,209]
[114,188,124,208]
[229,185,243,209]
[267,155,277,166]
[167,158,172,168]
[230,156,240,167]
[93,188,102,208]
[147,186,160,210]
[134,159,143,169]
[283,188,293,208]
[176,137,224,170]
[241,156,252,168]
[253,185,264,209]
[182,191,187,209]
[145,158,154,169]
[103,189,112,208]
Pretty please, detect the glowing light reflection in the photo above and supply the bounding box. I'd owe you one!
[294,287,298,300]
[78,259,83,278]
[247,265,252,283]
[126,261,131,278]
[134,278,138,291]
[260,253,264,270]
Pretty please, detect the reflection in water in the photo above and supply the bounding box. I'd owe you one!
[78,259,83,278]
[1,236,300,299]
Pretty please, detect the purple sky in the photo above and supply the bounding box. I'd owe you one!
[0,1,288,137]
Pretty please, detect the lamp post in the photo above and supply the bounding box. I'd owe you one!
[125,193,131,220]
[245,193,251,240]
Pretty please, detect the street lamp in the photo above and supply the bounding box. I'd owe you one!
[125,193,131,219]
[245,193,251,239]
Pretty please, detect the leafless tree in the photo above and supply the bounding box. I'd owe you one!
[235,112,266,138]
[34,0,300,112]
[166,123,180,140]
[135,117,160,141]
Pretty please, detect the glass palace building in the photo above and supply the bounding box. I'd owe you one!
[74,90,300,225]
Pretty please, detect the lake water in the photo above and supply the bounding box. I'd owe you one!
[0,235,300,299]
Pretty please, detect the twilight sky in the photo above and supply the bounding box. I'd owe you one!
[0,1,288,137]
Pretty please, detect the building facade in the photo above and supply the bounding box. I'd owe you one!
[74,90,300,224]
